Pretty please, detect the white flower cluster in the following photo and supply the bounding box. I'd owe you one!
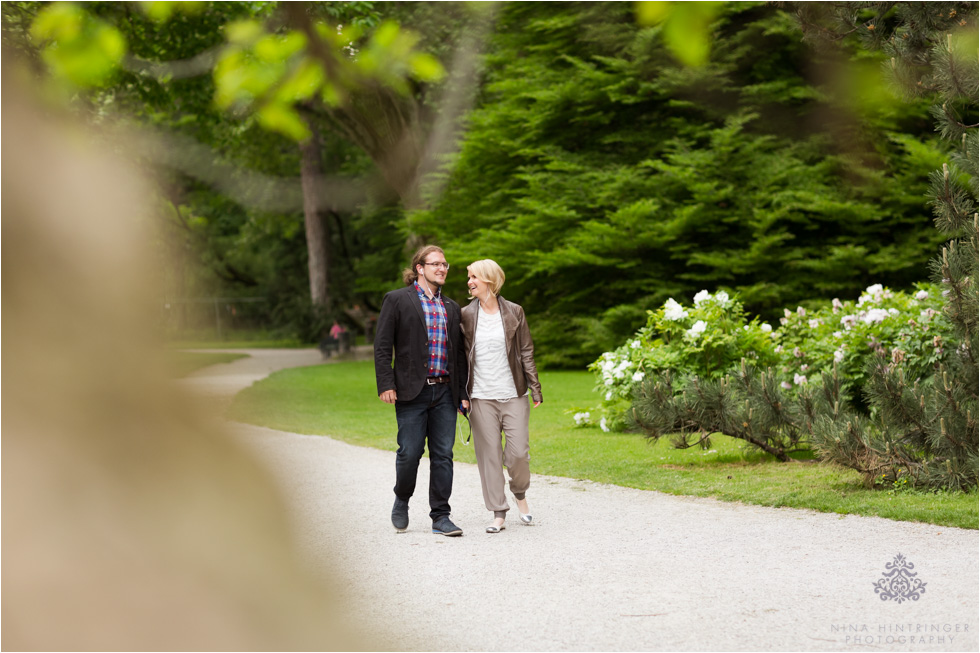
[662,291,737,338]
[857,283,893,307]
[573,412,591,426]
[687,320,707,339]
[839,307,900,330]
[780,306,808,325]
[663,298,688,321]
[692,289,730,307]
[598,353,633,386]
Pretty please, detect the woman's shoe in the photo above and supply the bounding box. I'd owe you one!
[486,518,506,533]
[515,497,532,524]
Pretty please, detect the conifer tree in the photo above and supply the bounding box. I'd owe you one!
[413,2,948,366]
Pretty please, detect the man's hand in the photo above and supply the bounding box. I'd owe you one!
[460,399,470,414]
[379,389,397,404]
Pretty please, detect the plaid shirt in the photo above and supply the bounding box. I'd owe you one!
[415,281,449,377]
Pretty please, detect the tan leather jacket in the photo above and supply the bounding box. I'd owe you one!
[461,296,543,404]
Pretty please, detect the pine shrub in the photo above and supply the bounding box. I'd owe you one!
[627,2,978,488]
[798,2,979,490]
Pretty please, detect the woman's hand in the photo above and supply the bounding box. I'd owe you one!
[533,401,541,408]
[460,399,470,414]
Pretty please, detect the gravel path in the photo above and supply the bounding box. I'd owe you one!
[183,349,979,652]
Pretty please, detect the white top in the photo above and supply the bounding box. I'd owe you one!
[471,306,519,400]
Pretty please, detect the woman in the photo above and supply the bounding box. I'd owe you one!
[459,259,543,533]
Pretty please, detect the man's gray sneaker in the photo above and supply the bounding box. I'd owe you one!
[431,516,463,536]
[392,497,409,532]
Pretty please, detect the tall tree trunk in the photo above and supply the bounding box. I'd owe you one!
[300,121,330,309]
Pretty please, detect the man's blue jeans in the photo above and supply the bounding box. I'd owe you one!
[393,383,456,520]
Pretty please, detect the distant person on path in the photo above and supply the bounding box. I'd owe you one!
[374,245,468,537]
[329,321,346,341]
[460,259,542,533]
[329,321,347,352]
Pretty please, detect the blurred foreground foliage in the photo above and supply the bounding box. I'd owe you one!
[3,1,464,339]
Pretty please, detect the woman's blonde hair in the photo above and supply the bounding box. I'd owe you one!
[466,259,505,298]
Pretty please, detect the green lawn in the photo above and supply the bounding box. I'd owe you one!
[171,351,249,377]
[228,360,978,529]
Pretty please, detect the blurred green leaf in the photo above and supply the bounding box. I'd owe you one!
[213,14,444,141]
[850,60,895,112]
[31,3,126,87]
[213,49,246,108]
[225,19,263,45]
[635,1,723,67]
[635,1,670,26]
[254,31,306,63]
[278,58,324,102]
[142,1,205,22]
[321,81,343,106]
[371,21,401,49]
[257,102,310,141]
[339,24,365,45]
[662,2,722,67]
[31,3,83,41]
[409,52,445,82]
[951,26,979,65]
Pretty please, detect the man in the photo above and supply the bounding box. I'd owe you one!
[374,245,468,536]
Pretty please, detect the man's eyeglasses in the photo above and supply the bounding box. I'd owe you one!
[423,262,450,270]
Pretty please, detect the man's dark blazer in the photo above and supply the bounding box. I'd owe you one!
[374,283,468,408]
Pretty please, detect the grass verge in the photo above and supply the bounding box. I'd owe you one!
[169,339,309,349]
[171,351,249,377]
[228,360,978,529]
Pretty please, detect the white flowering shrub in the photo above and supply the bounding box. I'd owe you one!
[775,283,953,403]
[586,290,780,430]
[582,283,957,430]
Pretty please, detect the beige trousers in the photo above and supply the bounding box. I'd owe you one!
[470,397,531,519]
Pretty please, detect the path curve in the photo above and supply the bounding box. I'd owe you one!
[183,349,978,652]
